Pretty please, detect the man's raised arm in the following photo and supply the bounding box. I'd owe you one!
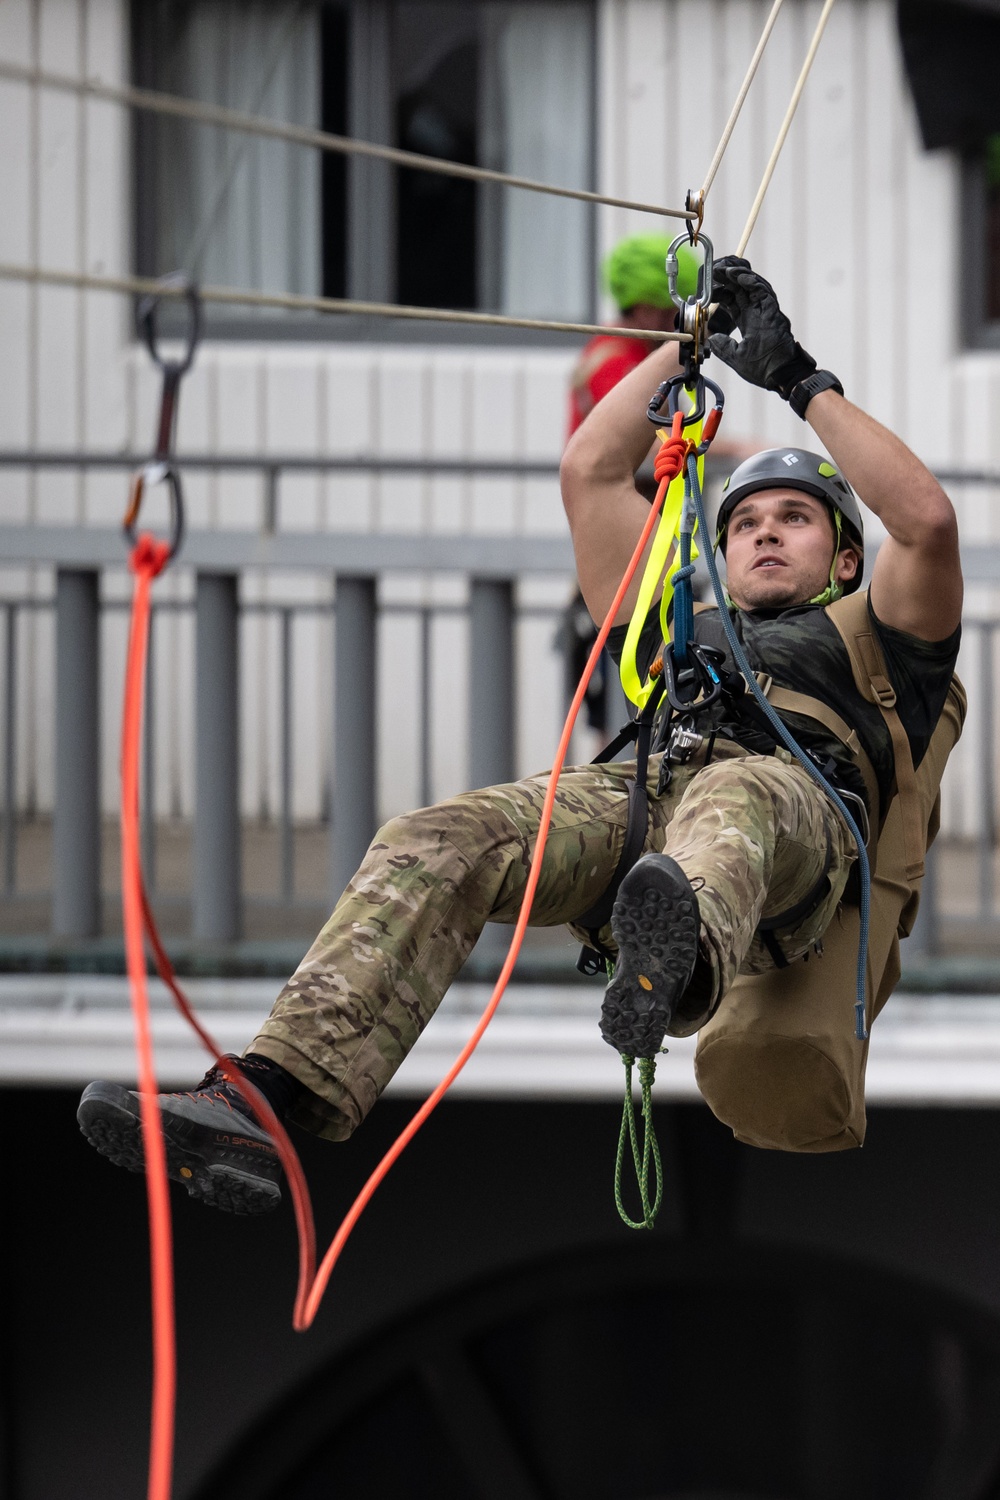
[707,255,962,641]
[804,391,962,640]
[561,338,682,626]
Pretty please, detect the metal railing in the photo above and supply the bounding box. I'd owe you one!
[0,449,591,949]
[2,451,1000,957]
[0,574,591,942]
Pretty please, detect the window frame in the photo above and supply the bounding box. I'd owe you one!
[961,153,1000,352]
[132,0,599,346]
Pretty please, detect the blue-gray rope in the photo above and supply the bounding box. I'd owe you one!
[685,450,870,1040]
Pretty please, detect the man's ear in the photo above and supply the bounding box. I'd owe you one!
[835,546,860,585]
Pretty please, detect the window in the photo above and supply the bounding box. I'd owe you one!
[898,0,1000,347]
[986,137,1000,327]
[133,0,595,338]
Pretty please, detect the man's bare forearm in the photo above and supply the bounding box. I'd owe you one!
[806,387,962,638]
[805,389,955,546]
[561,339,684,626]
[563,338,683,486]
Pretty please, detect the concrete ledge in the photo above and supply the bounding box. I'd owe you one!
[5,975,1000,1105]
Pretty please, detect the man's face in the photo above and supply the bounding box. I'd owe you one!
[723,489,859,610]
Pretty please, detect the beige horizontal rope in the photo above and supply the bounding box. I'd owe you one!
[737,0,837,255]
[0,261,692,342]
[0,60,696,225]
[699,0,787,205]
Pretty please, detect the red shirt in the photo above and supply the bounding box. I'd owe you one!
[567,333,653,438]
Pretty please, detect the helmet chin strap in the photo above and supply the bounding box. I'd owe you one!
[724,510,855,610]
[808,510,845,606]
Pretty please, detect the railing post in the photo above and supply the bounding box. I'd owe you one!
[908,840,938,959]
[979,622,996,922]
[3,605,16,896]
[332,575,377,900]
[469,578,515,789]
[419,606,432,808]
[280,607,294,902]
[193,573,241,942]
[52,569,101,938]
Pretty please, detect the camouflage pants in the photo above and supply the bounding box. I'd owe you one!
[251,747,856,1140]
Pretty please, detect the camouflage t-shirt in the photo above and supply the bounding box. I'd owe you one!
[606,590,961,816]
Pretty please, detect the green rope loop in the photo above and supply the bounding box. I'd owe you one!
[614,1053,663,1230]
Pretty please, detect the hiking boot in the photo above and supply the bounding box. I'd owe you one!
[77,1057,283,1215]
[601,853,701,1058]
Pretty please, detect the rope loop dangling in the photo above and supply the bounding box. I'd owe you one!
[614,1054,664,1230]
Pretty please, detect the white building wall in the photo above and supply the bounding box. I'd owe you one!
[0,0,995,833]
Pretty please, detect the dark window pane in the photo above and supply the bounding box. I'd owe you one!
[987,136,1000,324]
[393,5,479,310]
[321,4,349,300]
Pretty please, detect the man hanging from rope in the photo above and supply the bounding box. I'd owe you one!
[78,258,964,1213]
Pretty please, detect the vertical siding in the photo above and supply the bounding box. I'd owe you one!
[0,0,994,833]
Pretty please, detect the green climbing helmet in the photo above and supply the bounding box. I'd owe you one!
[715,447,865,598]
[602,234,701,313]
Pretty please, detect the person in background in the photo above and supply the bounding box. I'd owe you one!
[568,234,682,440]
[562,234,755,740]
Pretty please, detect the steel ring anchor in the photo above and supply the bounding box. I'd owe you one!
[136,274,202,460]
[124,461,185,562]
[137,273,201,380]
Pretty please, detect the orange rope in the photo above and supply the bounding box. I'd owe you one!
[121,536,176,1500]
[122,422,690,1493]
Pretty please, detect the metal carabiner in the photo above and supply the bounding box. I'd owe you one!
[646,371,725,435]
[662,640,725,715]
[123,462,185,561]
[663,231,715,380]
[665,231,714,315]
[646,373,702,429]
[136,274,201,461]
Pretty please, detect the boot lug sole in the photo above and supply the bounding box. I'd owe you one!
[601,856,700,1058]
[78,1085,281,1216]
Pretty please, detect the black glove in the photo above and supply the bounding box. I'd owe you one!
[707,256,817,398]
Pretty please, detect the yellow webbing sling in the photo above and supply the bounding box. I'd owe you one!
[618,414,704,710]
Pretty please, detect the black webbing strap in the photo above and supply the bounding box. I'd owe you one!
[754,826,834,969]
[591,719,643,766]
[575,685,663,976]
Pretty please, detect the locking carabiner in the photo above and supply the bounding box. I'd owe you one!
[664,230,715,381]
[662,640,725,715]
[646,370,725,440]
[124,462,185,562]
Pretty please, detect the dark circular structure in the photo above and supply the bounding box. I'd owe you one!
[196,1240,1000,1500]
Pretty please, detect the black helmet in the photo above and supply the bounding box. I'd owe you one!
[714,446,864,595]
